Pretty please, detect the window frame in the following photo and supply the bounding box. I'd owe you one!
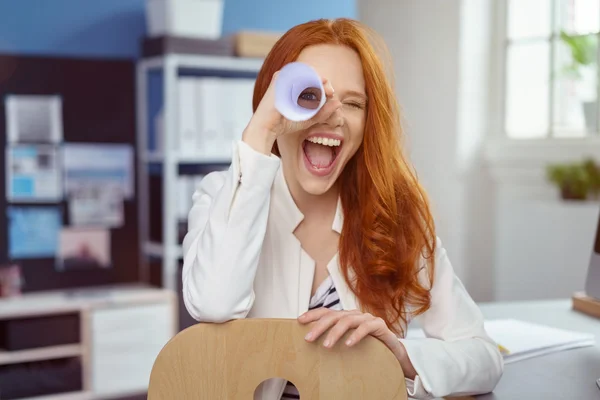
[486,0,600,177]
[497,0,600,141]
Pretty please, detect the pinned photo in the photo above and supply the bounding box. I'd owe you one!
[63,143,134,200]
[7,206,62,259]
[68,182,124,228]
[56,228,111,271]
[6,145,62,202]
[5,95,63,143]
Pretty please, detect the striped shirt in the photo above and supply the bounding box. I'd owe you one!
[280,275,342,399]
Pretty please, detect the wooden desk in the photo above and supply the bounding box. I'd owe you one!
[470,299,600,399]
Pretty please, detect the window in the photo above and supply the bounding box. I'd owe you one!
[504,0,599,139]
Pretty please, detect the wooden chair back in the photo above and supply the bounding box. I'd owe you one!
[148,318,407,399]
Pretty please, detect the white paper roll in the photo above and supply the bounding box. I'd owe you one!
[274,62,326,121]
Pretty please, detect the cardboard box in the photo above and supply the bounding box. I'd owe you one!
[233,31,283,58]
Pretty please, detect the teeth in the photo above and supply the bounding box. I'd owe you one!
[306,137,341,147]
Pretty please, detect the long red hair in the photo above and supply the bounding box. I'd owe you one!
[252,18,436,336]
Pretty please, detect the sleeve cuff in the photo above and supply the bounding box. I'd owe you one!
[405,375,434,400]
[399,338,434,399]
[233,140,280,191]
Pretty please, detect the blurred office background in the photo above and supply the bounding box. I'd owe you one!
[0,0,598,399]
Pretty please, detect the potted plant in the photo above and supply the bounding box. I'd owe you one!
[583,158,600,200]
[560,30,599,133]
[547,158,600,201]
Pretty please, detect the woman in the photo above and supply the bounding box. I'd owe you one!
[182,18,503,400]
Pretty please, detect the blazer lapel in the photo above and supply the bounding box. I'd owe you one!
[270,170,361,315]
[297,249,315,315]
[328,198,360,311]
[328,254,360,312]
[270,167,306,317]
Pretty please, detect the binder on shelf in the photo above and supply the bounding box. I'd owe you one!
[220,78,255,147]
[176,76,255,161]
[176,175,205,222]
[176,176,192,221]
[177,78,201,155]
[153,109,164,153]
[192,175,206,191]
[139,53,260,293]
[195,78,224,158]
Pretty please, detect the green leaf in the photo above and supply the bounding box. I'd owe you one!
[559,31,598,76]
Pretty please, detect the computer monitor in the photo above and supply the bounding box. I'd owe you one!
[585,211,600,299]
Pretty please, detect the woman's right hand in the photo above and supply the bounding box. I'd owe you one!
[242,70,342,155]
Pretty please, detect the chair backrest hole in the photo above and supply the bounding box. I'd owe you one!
[254,377,302,399]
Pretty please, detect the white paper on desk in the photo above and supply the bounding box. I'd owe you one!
[485,319,595,364]
[406,319,595,364]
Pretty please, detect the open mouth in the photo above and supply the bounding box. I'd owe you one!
[302,135,343,176]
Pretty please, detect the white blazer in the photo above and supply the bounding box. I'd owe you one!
[182,140,504,400]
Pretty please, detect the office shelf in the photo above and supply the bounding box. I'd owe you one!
[141,54,263,73]
[143,151,231,165]
[23,391,93,400]
[0,344,82,366]
[144,242,183,259]
[137,53,262,293]
[0,286,175,399]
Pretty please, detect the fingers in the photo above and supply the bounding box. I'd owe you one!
[345,317,388,347]
[302,310,362,343]
[299,310,392,350]
[322,78,335,99]
[298,307,331,324]
[271,70,280,83]
[322,313,372,348]
[310,97,342,125]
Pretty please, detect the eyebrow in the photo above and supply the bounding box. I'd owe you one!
[342,90,368,101]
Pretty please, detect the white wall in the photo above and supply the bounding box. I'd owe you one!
[360,0,600,302]
[495,198,598,300]
[358,0,466,278]
[488,143,600,300]
[359,0,496,298]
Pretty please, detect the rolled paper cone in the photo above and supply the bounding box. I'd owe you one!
[274,62,326,121]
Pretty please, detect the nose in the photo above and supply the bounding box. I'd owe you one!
[323,102,344,128]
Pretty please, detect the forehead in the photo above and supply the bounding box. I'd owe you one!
[296,44,365,94]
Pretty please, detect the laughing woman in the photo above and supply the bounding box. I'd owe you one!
[181,18,503,400]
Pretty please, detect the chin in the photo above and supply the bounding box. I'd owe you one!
[297,176,338,196]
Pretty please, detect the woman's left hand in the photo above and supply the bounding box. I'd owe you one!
[298,308,417,379]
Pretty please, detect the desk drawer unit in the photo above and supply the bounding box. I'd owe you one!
[90,303,172,397]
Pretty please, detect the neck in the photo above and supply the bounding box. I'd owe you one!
[286,174,339,223]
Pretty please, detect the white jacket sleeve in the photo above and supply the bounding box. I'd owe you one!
[181,140,280,323]
[399,237,504,399]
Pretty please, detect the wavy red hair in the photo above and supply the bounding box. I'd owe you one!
[252,18,436,336]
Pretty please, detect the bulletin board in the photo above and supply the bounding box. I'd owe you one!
[0,54,139,292]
